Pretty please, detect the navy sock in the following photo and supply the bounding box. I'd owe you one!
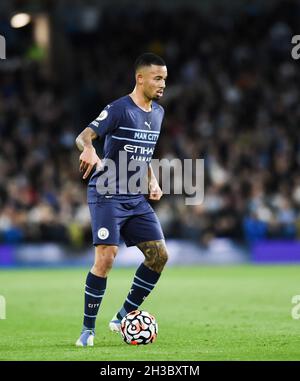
[83,272,107,330]
[117,263,161,319]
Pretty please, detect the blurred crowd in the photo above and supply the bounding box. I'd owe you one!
[1,0,300,246]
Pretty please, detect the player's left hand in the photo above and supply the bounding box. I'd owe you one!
[149,180,163,201]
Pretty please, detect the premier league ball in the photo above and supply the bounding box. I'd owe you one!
[120,310,158,345]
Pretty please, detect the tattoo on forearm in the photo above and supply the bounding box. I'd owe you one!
[76,127,97,151]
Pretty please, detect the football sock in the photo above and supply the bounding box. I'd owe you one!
[117,263,161,320]
[83,272,107,330]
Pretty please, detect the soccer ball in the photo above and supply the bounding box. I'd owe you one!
[120,310,158,345]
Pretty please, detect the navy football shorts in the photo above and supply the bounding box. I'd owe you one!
[88,196,165,247]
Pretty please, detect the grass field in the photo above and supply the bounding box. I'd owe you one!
[0,265,300,361]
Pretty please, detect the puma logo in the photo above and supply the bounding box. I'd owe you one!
[144,121,151,129]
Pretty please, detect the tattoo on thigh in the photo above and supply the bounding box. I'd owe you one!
[137,240,168,273]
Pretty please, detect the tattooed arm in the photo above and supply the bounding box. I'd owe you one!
[75,127,101,179]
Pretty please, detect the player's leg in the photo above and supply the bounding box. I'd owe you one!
[137,240,169,273]
[109,202,168,331]
[76,244,118,346]
[76,199,121,346]
[110,240,168,331]
[83,244,118,329]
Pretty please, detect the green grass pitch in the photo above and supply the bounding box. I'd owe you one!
[0,265,300,361]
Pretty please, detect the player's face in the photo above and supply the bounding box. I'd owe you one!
[139,65,168,101]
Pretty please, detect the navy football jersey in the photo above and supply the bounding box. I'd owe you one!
[87,95,164,200]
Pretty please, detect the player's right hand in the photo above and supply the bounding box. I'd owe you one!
[79,146,101,179]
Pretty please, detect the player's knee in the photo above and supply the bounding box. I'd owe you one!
[158,245,168,266]
[92,257,114,276]
[95,245,118,256]
[93,245,118,275]
[143,241,168,272]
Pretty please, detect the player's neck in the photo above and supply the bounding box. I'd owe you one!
[129,89,152,112]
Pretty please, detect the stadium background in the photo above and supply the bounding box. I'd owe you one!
[1,0,300,361]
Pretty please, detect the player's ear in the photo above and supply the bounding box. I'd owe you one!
[136,71,143,85]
